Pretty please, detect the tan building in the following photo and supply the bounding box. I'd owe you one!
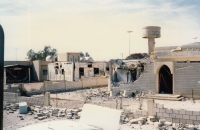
[57,52,81,62]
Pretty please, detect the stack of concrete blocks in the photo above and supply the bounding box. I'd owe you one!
[19,102,28,114]
[114,63,156,93]
[154,103,200,125]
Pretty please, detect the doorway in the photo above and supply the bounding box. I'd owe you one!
[159,65,173,94]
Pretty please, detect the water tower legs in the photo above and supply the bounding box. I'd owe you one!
[148,37,155,54]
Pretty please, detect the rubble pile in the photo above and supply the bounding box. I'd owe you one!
[3,101,82,121]
[121,113,200,130]
[125,53,149,60]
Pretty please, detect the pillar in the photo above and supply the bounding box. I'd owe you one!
[147,99,154,116]
[108,61,113,91]
[148,37,155,54]
[44,92,50,106]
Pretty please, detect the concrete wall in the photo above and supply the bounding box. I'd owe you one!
[174,62,200,98]
[24,77,108,95]
[114,63,156,92]
[58,52,81,62]
[4,92,44,106]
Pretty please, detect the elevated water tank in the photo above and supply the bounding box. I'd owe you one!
[142,26,161,54]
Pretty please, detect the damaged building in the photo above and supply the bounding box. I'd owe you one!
[47,52,109,81]
[110,26,200,98]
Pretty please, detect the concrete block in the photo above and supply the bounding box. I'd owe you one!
[166,109,173,114]
[157,113,163,117]
[159,108,166,113]
[179,109,185,114]
[183,115,189,119]
[19,102,27,114]
[123,90,133,97]
[172,118,180,123]
[173,109,179,114]
[165,118,172,122]
[169,113,176,118]
[175,114,182,119]
[154,108,160,113]
[197,116,200,120]
[163,113,169,118]
[193,120,200,125]
[157,104,164,109]
[110,90,120,97]
[190,115,197,120]
[193,111,200,116]
[179,119,187,124]
[147,99,154,116]
[186,111,193,116]
[186,119,193,124]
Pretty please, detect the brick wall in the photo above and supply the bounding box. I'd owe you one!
[154,103,200,125]
[4,92,44,106]
[114,63,156,92]
[174,63,200,98]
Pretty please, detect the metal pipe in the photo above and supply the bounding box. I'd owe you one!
[0,24,5,130]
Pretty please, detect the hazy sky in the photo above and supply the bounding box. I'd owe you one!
[0,0,200,61]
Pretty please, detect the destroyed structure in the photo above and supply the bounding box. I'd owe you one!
[110,26,200,98]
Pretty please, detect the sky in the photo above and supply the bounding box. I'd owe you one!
[0,0,200,61]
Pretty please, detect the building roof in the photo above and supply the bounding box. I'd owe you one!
[4,64,31,68]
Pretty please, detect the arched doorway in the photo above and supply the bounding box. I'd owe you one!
[159,65,173,94]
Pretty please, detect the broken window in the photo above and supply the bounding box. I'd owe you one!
[79,68,84,78]
[43,70,47,75]
[61,69,64,75]
[94,68,99,75]
[88,64,92,67]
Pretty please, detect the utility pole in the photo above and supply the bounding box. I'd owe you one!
[127,31,133,55]
[0,25,5,130]
[193,37,198,42]
[120,53,123,59]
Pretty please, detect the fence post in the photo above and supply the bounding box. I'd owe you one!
[44,92,50,106]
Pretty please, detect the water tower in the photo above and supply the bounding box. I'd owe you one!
[142,26,161,54]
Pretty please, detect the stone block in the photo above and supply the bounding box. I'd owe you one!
[157,104,164,109]
[19,102,27,114]
[179,109,185,114]
[163,113,169,118]
[166,109,173,114]
[123,90,133,97]
[186,119,193,124]
[165,118,172,122]
[179,119,187,124]
[175,114,182,119]
[173,109,179,114]
[159,108,166,113]
[172,118,180,123]
[183,115,189,119]
[169,113,176,118]
[190,115,196,120]
[193,120,200,125]
[157,113,163,117]
[193,111,200,116]
[186,111,193,116]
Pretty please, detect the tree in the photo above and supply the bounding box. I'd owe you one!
[85,52,90,57]
[80,52,85,58]
[26,46,57,61]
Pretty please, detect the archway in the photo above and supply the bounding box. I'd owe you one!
[159,65,173,94]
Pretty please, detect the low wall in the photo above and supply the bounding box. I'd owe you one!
[154,103,200,125]
[24,77,108,95]
[4,92,44,106]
